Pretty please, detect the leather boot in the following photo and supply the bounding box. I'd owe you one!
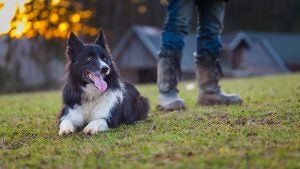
[157,50,186,111]
[194,53,242,105]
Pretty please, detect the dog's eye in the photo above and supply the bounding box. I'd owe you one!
[87,52,95,61]
[89,52,95,56]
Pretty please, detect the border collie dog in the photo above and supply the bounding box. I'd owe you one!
[58,31,149,135]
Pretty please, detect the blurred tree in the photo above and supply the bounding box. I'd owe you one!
[224,0,300,32]
[0,2,4,10]
[10,0,96,39]
[8,0,300,45]
[9,0,167,46]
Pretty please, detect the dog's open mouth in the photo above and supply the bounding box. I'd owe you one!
[85,71,107,93]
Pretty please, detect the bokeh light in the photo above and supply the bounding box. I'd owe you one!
[137,5,147,14]
[0,0,95,39]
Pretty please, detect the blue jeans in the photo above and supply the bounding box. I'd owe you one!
[160,0,225,58]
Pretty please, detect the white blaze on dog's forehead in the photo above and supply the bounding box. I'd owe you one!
[98,58,109,68]
[98,58,110,75]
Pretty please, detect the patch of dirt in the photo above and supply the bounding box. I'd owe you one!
[186,151,194,157]
[246,132,258,137]
[263,112,274,116]
[234,118,247,125]
[202,112,230,123]
[153,152,181,162]
[0,132,38,150]
[192,112,277,127]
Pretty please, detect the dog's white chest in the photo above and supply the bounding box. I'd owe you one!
[81,84,123,122]
[61,84,124,127]
[81,94,112,121]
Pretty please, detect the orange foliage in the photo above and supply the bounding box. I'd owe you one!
[8,0,97,39]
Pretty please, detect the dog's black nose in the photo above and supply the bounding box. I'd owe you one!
[101,66,109,74]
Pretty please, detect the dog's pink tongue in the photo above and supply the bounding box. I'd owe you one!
[91,74,107,93]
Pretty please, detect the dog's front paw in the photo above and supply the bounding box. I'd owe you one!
[59,119,75,135]
[82,119,109,135]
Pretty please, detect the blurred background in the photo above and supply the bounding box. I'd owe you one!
[0,0,299,93]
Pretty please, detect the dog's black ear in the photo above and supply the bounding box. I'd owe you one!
[95,29,108,50]
[67,32,83,58]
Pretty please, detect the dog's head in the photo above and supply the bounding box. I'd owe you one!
[66,30,114,93]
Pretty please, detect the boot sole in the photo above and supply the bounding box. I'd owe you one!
[156,104,187,112]
[197,99,243,106]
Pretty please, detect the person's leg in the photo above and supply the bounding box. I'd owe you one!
[194,0,242,105]
[196,0,224,58]
[157,0,194,111]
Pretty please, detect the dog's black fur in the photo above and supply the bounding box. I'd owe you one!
[58,31,149,133]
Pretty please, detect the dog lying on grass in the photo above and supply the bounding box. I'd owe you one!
[58,31,149,135]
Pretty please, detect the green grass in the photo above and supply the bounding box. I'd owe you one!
[0,73,300,169]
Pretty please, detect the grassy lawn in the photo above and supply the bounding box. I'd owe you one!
[0,73,299,169]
